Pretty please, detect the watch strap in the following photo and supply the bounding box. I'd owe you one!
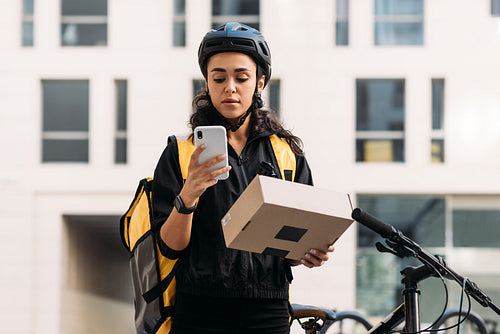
[174,195,197,214]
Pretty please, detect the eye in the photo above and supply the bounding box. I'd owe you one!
[213,78,225,83]
[236,77,249,83]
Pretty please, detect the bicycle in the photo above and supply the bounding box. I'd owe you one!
[351,208,500,334]
[291,303,373,334]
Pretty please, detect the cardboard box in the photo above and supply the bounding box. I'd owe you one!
[221,175,354,260]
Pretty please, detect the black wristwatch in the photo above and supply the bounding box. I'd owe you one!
[174,195,197,214]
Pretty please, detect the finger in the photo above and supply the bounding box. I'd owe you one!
[207,165,232,179]
[304,252,325,267]
[309,249,329,262]
[190,143,206,166]
[300,258,314,268]
[202,154,227,170]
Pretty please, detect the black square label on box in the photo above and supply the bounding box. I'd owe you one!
[262,247,290,258]
[274,225,308,242]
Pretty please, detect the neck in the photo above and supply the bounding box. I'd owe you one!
[227,117,250,156]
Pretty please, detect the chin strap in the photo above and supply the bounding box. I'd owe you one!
[228,108,252,132]
[228,91,263,132]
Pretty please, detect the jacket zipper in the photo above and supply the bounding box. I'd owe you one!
[236,152,253,285]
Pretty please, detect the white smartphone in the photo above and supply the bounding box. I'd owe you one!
[194,125,229,180]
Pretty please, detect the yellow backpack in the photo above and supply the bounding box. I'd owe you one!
[120,134,296,333]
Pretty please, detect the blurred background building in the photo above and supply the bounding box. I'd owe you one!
[1,0,500,333]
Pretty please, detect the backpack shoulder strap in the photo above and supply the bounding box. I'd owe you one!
[175,135,196,183]
[269,134,296,182]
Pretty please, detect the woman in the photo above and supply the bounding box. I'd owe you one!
[152,22,334,334]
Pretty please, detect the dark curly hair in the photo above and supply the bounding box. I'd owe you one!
[189,90,304,156]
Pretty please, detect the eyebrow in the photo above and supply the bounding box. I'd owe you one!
[210,67,252,73]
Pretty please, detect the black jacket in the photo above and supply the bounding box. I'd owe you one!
[151,130,313,300]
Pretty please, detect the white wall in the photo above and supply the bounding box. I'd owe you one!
[1,0,500,333]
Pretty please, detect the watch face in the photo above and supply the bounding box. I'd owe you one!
[175,195,195,214]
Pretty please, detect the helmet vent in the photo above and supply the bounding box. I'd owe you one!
[258,42,269,57]
[206,40,223,48]
[231,39,253,48]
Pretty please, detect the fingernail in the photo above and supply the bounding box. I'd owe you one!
[200,143,206,149]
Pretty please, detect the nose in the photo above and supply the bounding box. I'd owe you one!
[225,78,236,94]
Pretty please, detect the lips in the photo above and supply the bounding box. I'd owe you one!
[222,98,239,103]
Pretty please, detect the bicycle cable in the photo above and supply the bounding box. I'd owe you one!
[422,277,473,334]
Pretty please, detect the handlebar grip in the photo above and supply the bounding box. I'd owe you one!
[352,208,395,239]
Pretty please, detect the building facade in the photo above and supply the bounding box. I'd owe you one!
[1,0,500,333]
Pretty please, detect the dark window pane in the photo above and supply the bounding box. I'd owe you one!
[192,79,205,99]
[431,139,444,163]
[453,210,500,247]
[336,22,349,46]
[42,139,89,162]
[42,80,89,132]
[357,195,446,247]
[375,22,423,45]
[268,79,280,117]
[356,79,405,131]
[356,139,404,162]
[61,0,107,15]
[115,139,127,164]
[212,0,259,15]
[174,0,185,15]
[61,23,107,46]
[492,0,500,15]
[22,22,34,47]
[116,81,127,131]
[24,0,34,15]
[173,21,186,47]
[336,0,349,17]
[374,0,423,15]
[432,79,444,130]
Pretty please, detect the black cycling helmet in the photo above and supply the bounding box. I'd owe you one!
[198,22,272,87]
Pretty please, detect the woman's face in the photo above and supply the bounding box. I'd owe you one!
[206,52,265,124]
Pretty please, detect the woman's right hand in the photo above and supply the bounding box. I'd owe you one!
[179,143,231,207]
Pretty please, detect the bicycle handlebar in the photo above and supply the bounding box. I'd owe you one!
[351,208,396,239]
[352,207,500,316]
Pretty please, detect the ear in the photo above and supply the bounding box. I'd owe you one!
[205,79,209,94]
[257,75,265,94]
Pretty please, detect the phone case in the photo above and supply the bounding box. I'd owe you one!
[194,125,229,180]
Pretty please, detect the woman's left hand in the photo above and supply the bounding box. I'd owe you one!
[290,244,335,268]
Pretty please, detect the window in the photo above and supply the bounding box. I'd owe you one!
[374,0,424,46]
[493,0,500,16]
[115,80,127,164]
[61,0,107,46]
[453,209,500,247]
[335,0,349,46]
[356,79,405,162]
[22,0,34,46]
[356,194,500,322]
[431,79,445,163]
[173,0,186,47]
[212,0,259,30]
[42,80,89,163]
[192,79,205,99]
[263,79,281,119]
